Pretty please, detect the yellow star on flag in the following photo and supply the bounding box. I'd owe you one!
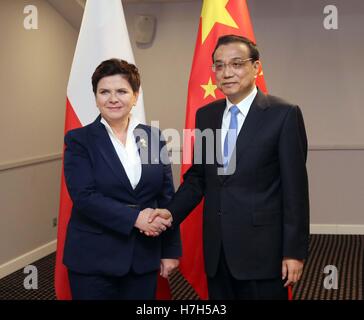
[201,77,218,99]
[201,0,239,44]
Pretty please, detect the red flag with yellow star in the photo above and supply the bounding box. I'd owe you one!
[179,0,284,300]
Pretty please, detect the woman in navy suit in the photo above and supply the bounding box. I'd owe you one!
[63,59,181,299]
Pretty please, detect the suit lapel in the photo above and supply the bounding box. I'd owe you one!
[234,90,268,163]
[210,101,227,184]
[219,90,269,182]
[90,116,135,194]
[132,124,151,194]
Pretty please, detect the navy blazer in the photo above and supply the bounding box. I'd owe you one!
[63,116,181,276]
[168,89,309,280]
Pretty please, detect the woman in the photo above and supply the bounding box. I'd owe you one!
[63,58,181,299]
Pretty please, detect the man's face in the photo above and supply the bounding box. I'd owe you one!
[213,42,260,104]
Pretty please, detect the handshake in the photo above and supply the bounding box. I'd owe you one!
[134,208,173,237]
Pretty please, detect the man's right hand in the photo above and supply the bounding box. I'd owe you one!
[148,208,172,224]
[135,208,172,237]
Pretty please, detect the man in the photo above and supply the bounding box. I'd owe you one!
[151,35,309,299]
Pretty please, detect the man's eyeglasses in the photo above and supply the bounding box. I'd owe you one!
[211,58,253,73]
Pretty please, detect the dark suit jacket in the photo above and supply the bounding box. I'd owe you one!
[63,115,181,276]
[168,89,309,280]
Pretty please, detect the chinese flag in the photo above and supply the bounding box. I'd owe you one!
[54,0,171,299]
[180,0,293,300]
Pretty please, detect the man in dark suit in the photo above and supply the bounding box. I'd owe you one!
[150,35,309,299]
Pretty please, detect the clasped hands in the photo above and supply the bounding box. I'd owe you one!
[134,208,172,237]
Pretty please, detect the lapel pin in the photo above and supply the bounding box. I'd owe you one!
[139,138,147,148]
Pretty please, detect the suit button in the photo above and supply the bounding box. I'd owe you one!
[218,211,222,216]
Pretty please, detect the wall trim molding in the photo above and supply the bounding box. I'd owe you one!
[310,224,364,235]
[309,145,364,151]
[1,145,362,173]
[0,240,57,279]
[0,153,62,172]
[170,145,364,154]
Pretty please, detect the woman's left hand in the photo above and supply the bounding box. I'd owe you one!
[160,259,179,279]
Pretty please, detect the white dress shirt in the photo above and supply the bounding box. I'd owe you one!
[221,86,258,156]
[101,114,142,189]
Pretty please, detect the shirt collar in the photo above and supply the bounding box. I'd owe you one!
[100,112,141,138]
[225,86,258,117]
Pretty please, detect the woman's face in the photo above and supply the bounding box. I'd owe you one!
[95,74,138,124]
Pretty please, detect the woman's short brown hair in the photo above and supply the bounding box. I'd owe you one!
[92,58,141,94]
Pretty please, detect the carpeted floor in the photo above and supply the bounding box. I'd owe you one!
[0,234,362,300]
[293,234,363,300]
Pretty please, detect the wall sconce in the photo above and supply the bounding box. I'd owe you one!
[135,14,157,45]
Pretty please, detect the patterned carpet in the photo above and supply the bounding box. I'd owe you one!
[293,234,363,300]
[0,235,363,300]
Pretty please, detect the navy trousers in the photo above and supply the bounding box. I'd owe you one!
[68,269,158,300]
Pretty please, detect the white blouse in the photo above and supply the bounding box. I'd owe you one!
[101,115,142,189]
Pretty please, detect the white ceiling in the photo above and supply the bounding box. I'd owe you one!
[47,0,198,30]
[47,0,85,29]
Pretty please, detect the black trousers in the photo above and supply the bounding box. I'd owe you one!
[68,269,158,300]
[207,248,288,300]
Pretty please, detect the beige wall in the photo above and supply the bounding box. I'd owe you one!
[0,0,76,266]
[0,160,62,264]
[308,150,364,225]
[125,1,200,133]
[0,0,76,163]
[0,0,363,269]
